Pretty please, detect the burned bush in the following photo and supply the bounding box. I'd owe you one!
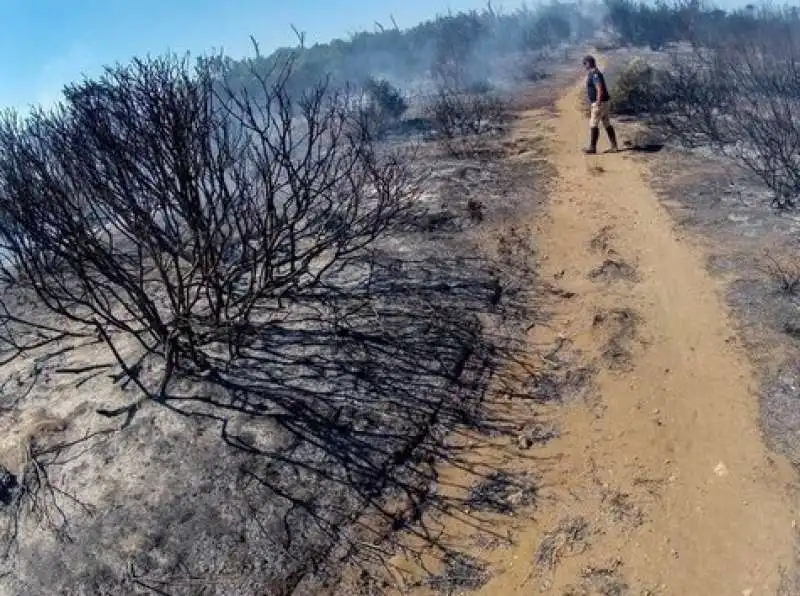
[0,52,416,406]
[429,87,506,139]
[653,17,800,208]
[361,77,409,139]
[0,46,529,593]
[426,77,508,158]
[604,0,689,50]
[425,20,510,157]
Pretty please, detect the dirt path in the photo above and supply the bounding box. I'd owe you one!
[392,71,800,595]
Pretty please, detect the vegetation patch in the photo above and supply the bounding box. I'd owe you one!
[465,471,537,514]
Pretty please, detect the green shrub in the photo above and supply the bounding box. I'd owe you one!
[609,58,663,116]
[364,77,408,121]
[363,77,408,138]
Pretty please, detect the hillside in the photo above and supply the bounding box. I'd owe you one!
[2,2,800,594]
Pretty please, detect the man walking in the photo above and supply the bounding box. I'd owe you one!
[582,55,618,154]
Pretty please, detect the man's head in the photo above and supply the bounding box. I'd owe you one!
[583,55,596,70]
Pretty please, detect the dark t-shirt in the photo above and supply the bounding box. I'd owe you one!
[587,68,610,103]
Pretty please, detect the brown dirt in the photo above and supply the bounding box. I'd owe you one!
[390,61,800,595]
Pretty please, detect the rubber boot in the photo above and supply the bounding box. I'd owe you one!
[583,127,599,154]
[605,125,618,152]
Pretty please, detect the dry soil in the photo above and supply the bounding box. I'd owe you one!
[391,60,800,596]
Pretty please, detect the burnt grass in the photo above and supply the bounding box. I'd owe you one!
[0,124,553,594]
[424,551,491,594]
[563,559,628,596]
[535,516,591,570]
[465,470,537,514]
[588,258,639,284]
[593,307,640,372]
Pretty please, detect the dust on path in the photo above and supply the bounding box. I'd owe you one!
[391,68,800,595]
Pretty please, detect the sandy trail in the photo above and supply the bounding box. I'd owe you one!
[393,70,800,595]
[493,71,799,594]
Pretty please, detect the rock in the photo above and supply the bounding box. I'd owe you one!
[785,318,800,339]
[507,490,526,508]
[714,462,729,477]
[0,465,18,505]
[517,434,533,449]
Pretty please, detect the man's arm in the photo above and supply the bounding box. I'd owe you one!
[594,73,606,104]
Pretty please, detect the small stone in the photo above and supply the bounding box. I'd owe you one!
[0,465,17,505]
[652,408,660,415]
[517,434,533,450]
[714,462,729,477]
[742,589,753,596]
[507,490,526,508]
[784,318,800,339]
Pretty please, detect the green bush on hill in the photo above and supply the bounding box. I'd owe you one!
[609,57,664,117]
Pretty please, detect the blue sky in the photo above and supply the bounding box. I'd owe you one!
[0,0,529,111]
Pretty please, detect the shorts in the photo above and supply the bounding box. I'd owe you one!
[589,101,611,128]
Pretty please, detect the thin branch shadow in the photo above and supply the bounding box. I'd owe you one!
[134,250,544,592]
[2,249,551,594]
